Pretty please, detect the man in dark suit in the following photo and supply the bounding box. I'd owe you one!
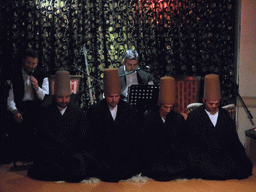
[118,49,154,101]
[185,74,253,180]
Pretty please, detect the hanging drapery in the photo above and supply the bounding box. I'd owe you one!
[0,0,237,107]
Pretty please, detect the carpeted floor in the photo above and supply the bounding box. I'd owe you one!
[0,162,256,192]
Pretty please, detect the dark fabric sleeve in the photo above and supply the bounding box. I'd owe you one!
[137,70,154,85]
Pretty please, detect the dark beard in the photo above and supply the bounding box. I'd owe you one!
[57,102,69,109]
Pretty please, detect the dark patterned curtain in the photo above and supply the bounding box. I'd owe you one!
[0,0,237,109]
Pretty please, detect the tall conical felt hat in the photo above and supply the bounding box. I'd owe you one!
[54,70,71,96]
[203,74,221,100]
[158,76,176,104]
[103,68,121,95]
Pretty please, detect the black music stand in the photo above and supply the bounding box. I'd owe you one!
[128,85,159,111]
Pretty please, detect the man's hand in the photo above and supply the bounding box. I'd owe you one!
[30,76,39,91]
[13,110,23,123]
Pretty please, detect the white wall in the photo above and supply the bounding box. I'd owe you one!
[237,0,256,145]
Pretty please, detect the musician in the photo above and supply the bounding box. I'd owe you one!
[6,49,49,162]
[118,49,154,100]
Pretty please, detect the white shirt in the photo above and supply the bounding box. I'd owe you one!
[58,106,68,115]
[23,68,35,101]
[109,105,118,120]
[205,110,219,127]
[121,66,154,97]
[7,67,49,112]
[121,66,139,97]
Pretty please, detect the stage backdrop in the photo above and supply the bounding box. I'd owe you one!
[0,0,237,108]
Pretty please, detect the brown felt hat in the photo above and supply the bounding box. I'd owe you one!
[54,70,71,96]
[203,74,221,100]
[103,68,121,95]
[158,76,176,105]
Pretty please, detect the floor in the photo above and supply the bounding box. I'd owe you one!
[1,162,256,192]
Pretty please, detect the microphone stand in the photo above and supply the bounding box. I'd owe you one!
[237,86,256,142]
[73,66,102,85]
[118,68,141,77]
[238,94,254,126]
[72,66,103,98]
[235,83,255,126]
[82,46,94,105]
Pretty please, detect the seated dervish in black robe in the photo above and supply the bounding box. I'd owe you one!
[85,99,143,182]
[27,95,91,182]
[185,105,253,180]
[141,106,190,181]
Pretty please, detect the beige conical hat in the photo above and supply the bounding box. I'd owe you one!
[158,76,176,105]
[203,74,221,100]
[103,68,121,95]
[54,70,71,96]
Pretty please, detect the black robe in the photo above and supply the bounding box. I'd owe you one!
[85,99,142,182]
[141,108,189,181]
[28,100,90,182]
[185,105,253,180]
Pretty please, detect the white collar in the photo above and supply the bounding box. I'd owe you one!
[205,109,219,116]
[108,104,118,111]
[205,109,219,127]
[58,106,68,115]
[108,104,118,120]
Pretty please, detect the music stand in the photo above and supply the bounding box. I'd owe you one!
[128,85,159,111]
